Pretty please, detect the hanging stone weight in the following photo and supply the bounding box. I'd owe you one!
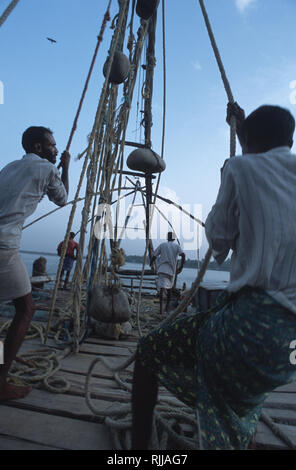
[103,51,130,85]
[136,0,160,20]
[127,148,166,174]
[89,284,132,324]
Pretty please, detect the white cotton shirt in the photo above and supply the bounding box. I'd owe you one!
[0,153,67,250]
[154,241,184,277]
[205,146,296,315]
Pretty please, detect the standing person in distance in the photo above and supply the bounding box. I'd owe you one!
[150,232,185,315]
[57,231,79,290]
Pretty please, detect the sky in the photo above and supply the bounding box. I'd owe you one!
[1,0,296,259]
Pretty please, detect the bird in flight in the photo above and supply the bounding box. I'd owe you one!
[46,37,57,44]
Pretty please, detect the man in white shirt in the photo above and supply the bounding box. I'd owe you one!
[206,103,296,314]
[131,104,296,450]
[151,232,185,315]
[0,126,69,401]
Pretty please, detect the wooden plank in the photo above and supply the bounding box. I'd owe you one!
[58,370,122,391]
[265,392,296,409]
[56,371,132,403]
[85,336,139,348]
[256,419,296,449]
[255,421,288,449]
[5,388,126,422]
[79,342,135,357]
[61,352,134,378]
[19,336,135,359]
[263,407,296,425]
[56,370,181,405]
[274,382,296,393]
[0,435,62,450]
[0,405,112,450]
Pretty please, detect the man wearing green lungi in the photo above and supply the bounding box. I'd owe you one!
[131,103,296,450]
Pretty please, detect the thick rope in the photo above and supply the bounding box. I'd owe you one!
[0,0,20,28]
[85,0,241,449]
[46,0,128,346]
[9,348,71,394]
[82,18,150,324]
[57,0,112,168]
[161,0,166,159]
[0,320,71,393]
[133,1,168,340]
[45,2,115,343]
[85,356,199,450]
[70,0,131,352]
[23,192,99,231]
[198,0,236,157]
[45,143,94,343]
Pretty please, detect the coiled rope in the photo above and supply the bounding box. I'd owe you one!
[0,320,71,393]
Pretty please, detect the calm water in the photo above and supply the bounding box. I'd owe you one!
[22,252,229,289]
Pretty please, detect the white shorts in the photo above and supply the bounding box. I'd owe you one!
[157,272,174,290]
[0,249,31,301]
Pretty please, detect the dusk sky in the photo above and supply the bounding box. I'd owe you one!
[1,0,296,259]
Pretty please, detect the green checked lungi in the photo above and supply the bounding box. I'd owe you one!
[137,287,296,449]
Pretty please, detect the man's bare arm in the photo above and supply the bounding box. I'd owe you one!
[177,253,185,274]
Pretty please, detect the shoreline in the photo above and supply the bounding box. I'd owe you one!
[20,250,230,272]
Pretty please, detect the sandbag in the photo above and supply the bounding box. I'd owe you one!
[103,51,130,85]
[136,0,160,20]
[93,320,133,340]
[89,284,132,323]
[93,321,122,340]
[126,148,166,173]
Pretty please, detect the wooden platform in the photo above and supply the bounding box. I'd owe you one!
[0,332,137,450]
[0,286,296,450]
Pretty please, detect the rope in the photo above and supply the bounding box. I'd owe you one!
[70,0,131,352]
[0,320,45,343]
[0,320,71,393]
[132,1,168,340]
[81,16,150,335]
[85,0,241,450]
[153,192,204,227]
[46,0,129,346]
[161,0,166,159]
[9,348,71,394]
[57,0,112,167]
[45,1,116,343]
[23,192,99,231]
[0,0,20,28]
[85,356,199,450]
[45,140,95,343]
[198,0,236,157]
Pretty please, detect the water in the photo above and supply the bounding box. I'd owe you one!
[22,251,229,289]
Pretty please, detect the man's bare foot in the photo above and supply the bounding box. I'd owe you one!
[0,381,32,401]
